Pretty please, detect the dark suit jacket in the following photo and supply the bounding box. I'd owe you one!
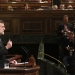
[57,22,73,37]
[56,22,73,44]
[62,37,75,56]
[0,38,8,68]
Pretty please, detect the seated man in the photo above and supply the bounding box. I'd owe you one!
[52,5,58,10]
[7,6,13,11]
[59,4,65,10]
[67,5,73,10]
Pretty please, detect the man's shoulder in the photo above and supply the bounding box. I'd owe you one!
[68,22,72,25]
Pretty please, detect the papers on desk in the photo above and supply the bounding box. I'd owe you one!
[4,62,28,69]
[4,67,16,69]
[15,62,28,65]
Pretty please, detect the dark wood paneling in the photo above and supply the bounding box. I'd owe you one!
[0,10,75,35]
[20,18,46,34]
[0,2,51,7]
[2,19,13,34]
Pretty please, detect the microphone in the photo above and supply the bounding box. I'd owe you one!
[21,46,30,68]
[23,46,30,58]
[21,46,30,62]
[21,47,28,62]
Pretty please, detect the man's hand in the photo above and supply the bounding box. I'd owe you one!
[66,45,70,50]
[61,30,64,33]
[10,60,17,64]
[5,39,12,49]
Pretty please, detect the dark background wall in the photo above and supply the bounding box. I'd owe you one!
[7,43,59,63]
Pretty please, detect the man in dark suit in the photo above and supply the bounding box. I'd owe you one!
[62,32,75,75]
[57,15,73,62]
[0,20,17,68]
[57,15,73,44]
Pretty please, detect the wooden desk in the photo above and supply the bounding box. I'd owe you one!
[0,2,51,7]
[6,54,22,62]
[0,65,40,75]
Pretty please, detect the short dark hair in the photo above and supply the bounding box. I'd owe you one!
[63,15,68,18]
[0,20,4,23]
[24,3,28,6]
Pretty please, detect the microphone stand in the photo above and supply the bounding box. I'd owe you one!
[21,46,29,68]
